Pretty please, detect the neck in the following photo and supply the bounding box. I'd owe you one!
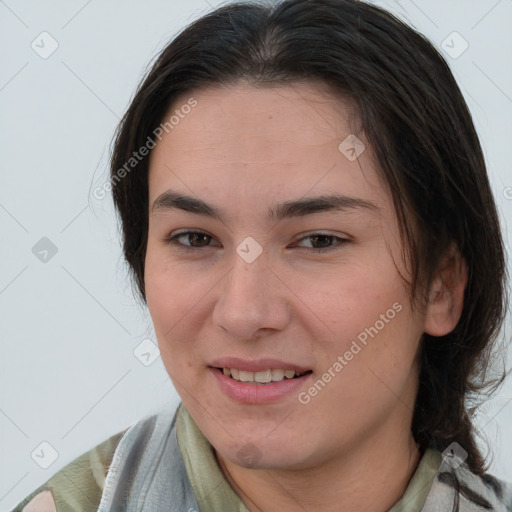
[216,426,421,512]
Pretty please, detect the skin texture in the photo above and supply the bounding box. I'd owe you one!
[145,81,467,512]
[22,490,56,512]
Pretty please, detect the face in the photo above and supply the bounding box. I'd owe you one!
[145,82,427,470]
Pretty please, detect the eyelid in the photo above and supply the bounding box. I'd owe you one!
[295,230,351,241]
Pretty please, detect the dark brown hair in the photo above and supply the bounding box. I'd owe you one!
[109,0,508,474]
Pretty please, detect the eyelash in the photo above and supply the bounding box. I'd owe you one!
[164,230,349,254]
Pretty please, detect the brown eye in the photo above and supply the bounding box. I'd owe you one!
[310,235,335,249]
[186,232,211,247]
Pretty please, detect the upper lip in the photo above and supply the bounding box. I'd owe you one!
[209,357,312,373]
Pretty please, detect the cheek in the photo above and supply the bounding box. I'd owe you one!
[144,247,198,347]
[296,262,407,340]
[145,264,199,387]
[307,306,421,443]
[310,270,419,387]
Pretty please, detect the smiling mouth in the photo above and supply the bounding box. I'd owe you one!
[215,367,312,384]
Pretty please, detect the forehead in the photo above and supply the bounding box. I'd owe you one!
[159,81,358,155]
[147,82,389,216]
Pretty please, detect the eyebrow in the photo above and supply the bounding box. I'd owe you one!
[151,189,379,222]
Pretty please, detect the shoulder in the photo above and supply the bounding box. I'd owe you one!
[426,455,512,511]
[451,468,512,511]
[11,429,127,512]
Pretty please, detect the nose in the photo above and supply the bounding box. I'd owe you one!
[212,251,291,340]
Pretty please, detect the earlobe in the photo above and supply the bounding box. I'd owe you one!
[424,244,468,337]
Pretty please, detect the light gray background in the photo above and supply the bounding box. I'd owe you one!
[1,0,511,509]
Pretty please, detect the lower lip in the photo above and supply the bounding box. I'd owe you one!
[209,367,312,404]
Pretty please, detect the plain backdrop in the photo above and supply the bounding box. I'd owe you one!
[1,0,511,509]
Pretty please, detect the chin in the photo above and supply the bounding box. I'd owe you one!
[216,434,311,471]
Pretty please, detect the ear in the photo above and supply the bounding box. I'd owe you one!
[424,243,468,337]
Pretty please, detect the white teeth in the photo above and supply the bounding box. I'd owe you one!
[222,368,308,384]
[271,369,285,381]
[238,370,254,383]
[254,370,272,383]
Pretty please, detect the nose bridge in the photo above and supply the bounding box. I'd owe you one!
[212,245,290,339]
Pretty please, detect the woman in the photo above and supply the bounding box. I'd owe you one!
[14,0,511,510]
